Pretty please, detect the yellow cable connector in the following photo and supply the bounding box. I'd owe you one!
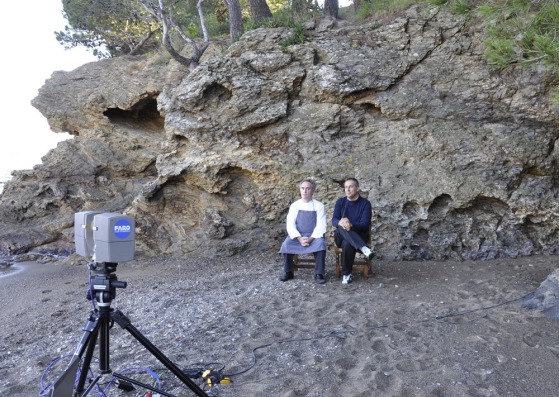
[202,370,232,387]
[202,370,213,387]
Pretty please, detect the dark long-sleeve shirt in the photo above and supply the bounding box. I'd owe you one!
[331,196,372,236]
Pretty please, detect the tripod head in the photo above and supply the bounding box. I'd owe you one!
[87,262,127,306]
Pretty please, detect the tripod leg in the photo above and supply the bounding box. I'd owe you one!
[77,305,115,395]
[112,310,209,397]
[79,374,103,397]
[98,305,112,373]
[75,319,101,394]
[49,312,101,397]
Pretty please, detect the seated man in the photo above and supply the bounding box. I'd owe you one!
[331,177,374,284]
[279,179,327,284]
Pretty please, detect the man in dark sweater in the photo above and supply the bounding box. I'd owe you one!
[331,177,374,284]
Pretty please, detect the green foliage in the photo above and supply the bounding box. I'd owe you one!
[273,8,307,26]
[244,8,308,31]
[550,87,559,106]
[58,0,159,58]
[58,0,232,57]
[436,0,559,108]
[484,38,516,67]
[164,0,229,40]
[450,0,473,15]
[187,22,199,38]
[267,0,289,13]
[474,0,559,68]
[204,13,231,38]
[356,1,374,20]
[427,0,448,5]
[242,6,306,47]
[281,23,306,48]
[355,0,420,20]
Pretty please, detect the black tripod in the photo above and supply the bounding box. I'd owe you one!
[48,262,209,397]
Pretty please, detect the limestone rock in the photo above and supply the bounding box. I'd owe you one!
[522,269,559,322]
[1,5,559,262]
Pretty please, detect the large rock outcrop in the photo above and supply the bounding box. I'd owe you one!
[1,5,558,261]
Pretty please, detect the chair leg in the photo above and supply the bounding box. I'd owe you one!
[335,252,341,278]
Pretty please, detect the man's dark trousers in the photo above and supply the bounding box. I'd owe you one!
[283,250,326,275]
[334,228,368,276]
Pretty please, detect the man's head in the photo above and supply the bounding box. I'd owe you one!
[300,179,316,202]
[344,177,360,200]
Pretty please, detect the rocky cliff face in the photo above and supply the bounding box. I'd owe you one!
[1,5,558,261]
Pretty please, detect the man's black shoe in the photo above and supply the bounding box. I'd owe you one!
[280,271,294,282]
[315,274,326,284]
[367,251,375,260]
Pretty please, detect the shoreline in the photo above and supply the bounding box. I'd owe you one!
[0,261,37,279]
[0,259,67,280]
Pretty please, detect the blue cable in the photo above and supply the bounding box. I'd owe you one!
[38,354,72,396]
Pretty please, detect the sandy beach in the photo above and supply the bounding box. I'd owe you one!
[1,252,558,396]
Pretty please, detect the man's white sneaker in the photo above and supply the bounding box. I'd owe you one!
[361,247,375,260]
[342,274,353,284]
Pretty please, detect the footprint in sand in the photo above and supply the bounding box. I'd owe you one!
[547,345,559,358]
[522,332,542,347]
[395,359,423,372]
[373,368,402,393]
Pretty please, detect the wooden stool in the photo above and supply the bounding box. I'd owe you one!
[292,253,316,271]
[331,245,372,278]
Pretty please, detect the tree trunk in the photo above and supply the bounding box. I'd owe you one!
[224,0,244,42]
[248,0,273,22]
[323,0,339,19]
[291,0,307,17]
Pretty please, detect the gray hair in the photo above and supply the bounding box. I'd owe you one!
[300,178,316,190]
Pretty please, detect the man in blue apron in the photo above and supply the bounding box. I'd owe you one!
[279,179,327,284]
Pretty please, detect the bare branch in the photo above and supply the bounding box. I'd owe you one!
[198,0,210,43]
[139,0,211,69]
[129,23,159,55]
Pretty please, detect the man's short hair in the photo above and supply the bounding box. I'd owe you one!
[345,177,359,187]
[301,178,316,190]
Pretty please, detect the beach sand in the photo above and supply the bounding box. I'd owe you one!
[1,252,558,396]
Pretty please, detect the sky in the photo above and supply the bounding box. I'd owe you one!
[0,0,96,184]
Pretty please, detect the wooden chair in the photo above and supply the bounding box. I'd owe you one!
[292,236,327,272]
[331,231,373,279]
[292,253,316,272]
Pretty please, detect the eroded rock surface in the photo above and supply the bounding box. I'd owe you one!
[1,5,558,261]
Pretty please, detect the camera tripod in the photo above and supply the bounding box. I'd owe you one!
[48,262,209,397]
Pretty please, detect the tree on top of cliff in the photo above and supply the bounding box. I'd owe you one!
[57,0,338,61]
[140,0,211,69]
[57,0,161,58]
[248,0,273,22]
